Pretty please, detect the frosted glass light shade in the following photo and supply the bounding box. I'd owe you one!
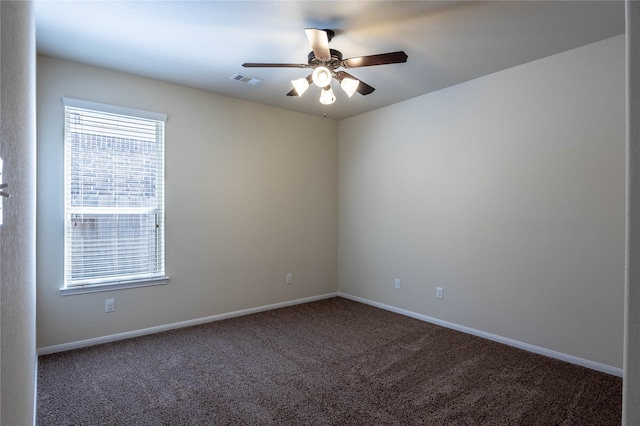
[319,86,336,105]
[312,66,332,87]
[291,78,310,96]
[340,78,360,97]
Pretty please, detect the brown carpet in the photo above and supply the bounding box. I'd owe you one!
[37,297,622,425]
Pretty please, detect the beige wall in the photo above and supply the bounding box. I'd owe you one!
[339,35,626,370]
[1,1,37,425]
[37,35,626,375]
[37,56,338,349]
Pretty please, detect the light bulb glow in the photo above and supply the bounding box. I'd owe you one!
[319,86,336,105]
[340,78,360,98]
[291,78,310,96]
[312,66,332,87]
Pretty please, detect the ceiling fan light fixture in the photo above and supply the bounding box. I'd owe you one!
[243,28,409,106]
[312,66,332,87]
[340,77,360,97]
[319,86,336,105]
[291,77,310,96]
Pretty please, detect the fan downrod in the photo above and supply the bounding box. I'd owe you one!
[322,29,335,42]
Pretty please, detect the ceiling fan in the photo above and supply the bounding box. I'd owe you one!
[242,28,408,105]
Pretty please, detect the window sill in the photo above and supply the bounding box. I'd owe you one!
[59,276,169,296]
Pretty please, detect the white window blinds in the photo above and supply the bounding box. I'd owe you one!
[63,98,167,288]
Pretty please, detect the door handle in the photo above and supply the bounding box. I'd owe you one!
[0,183,10,198]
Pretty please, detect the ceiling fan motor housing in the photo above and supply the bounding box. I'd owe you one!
[307,49,343,70]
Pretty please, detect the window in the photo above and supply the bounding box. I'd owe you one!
[62,98,168,294]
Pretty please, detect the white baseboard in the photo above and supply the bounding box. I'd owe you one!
[37,292,338,356]
[37,291,623,378]
[33,353,39,426]
[338,292,623,378]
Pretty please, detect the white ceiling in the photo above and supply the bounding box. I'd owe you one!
[34,1,625,120]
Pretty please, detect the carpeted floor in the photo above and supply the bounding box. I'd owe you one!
[37,297,622,425]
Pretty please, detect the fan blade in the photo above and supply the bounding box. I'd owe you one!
[343,51,408,68]
[334,71,375,95]
[305,28,331,60]
[287,88,298,96]
[242,63,308,68]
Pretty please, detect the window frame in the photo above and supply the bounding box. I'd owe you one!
[60,97,169,295]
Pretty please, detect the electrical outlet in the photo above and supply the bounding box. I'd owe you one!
[286,273,293,284]
[394,278,401,290]
[105,298,115,313]
[436,287,443,300]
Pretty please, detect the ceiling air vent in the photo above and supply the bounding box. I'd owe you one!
[230,73,262,85]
